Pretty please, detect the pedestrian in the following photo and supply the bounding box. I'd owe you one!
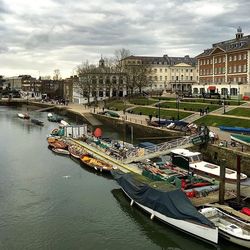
[199,108,202,116]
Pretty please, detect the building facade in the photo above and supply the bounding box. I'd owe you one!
[73,59,127,104]
[193,27,250,97]
[122,54,198,94]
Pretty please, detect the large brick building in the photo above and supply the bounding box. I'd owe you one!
[193,27,250,97]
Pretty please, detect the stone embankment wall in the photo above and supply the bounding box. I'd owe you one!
[93,114,185,138]
[191,145,250,176]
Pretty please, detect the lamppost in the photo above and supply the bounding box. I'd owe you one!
[228,81,231,100]
[223,97,226,114]
[158,98,161,125]
[238,85,240,106]
[176,94,180,120]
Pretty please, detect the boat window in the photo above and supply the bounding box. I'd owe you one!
[204,164,218,169]
[191,155,201,162]
[225,169,235,175]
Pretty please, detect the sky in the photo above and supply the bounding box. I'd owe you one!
[0,0,249,78]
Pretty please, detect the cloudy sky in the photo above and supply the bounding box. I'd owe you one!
[0,0,249,78]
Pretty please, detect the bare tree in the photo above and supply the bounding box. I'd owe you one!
[53,69,61,80]
[76,61,97,105]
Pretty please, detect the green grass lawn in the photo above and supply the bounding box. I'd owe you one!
[158,101,220,112]
[152,97,176,101]
[128,98,158,105]
[130,107,193,120]
[105,100,132,111]
[226,107,250,118]
[194,115,250,128]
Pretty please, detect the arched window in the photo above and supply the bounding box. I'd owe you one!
[193,88,198,94]
[221,88,228,95]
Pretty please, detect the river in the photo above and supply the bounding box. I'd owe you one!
[0,106,242,250]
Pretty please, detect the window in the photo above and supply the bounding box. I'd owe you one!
[190,69,193,72]
[223,57,225,62]
[234,55,237,61]
[218,57,221,63]
[176,76,178,80]
[243,54,247,60]
[233,65,237,73]
[154,69,157,73]
[160,76,162,81]
[172,69,174,72]
[165,68,168,72]
[222,67,225,73]
[238,54,242,60]
[207,59,209,64]
[160,69,162,73]
[176,69,179,72]
[229,66,232,73]
[243,64,247,72]
[186,76,188,80]
[165,76,167,80]
[215,68,217,74]
[186,69,188,72]
[172,76,174,80]
[210,68,213,74]
[229,56,232,61]
[215,58,217,63]
[210,59,213,64]
[238,65,241,73]
[190,76,193,80]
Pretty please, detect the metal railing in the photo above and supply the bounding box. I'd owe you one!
[125,135,196,159]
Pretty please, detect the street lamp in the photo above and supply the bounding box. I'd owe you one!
[238,85,240,106]
[228,81,231,100]
[223,97,226,114]
[176,94,180,120]
[158,98,161,126]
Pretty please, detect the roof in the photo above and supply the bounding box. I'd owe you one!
[171,148,201,157]
[123,55,197,66]
[197,34,250,58]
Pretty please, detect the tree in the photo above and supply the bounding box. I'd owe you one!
[76,61,98,105]
[53,69,61,80]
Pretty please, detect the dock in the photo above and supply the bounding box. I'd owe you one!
[35,106,56,112]
[72,139,141,174]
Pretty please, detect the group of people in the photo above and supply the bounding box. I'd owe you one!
[199,107,209,116]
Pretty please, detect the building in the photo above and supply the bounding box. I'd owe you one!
[194,27,250,97]
[122,54,198,94]
[73,58,127,104]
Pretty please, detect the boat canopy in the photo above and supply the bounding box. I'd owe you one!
[112,170,215,228]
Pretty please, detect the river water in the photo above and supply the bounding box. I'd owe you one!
[0,106,242,250]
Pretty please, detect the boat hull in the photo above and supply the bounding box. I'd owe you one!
[219,229,250,249]
[121,188,218,245]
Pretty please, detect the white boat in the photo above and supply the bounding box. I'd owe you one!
[171,148,247,182]
[52,148,70,155]
[200,207,250,248]
[47,113,53,118]
[112,171,218,245]
[60,120,69,127]
[17,113,30,119]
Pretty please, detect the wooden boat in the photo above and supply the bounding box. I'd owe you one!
[52,148,70,155]
[18,113,30,119]
[60,120,69,127]
[68,145,88,158]
[112,170,219,245]
[81,155,113,172]
[231,134,250,146]
[199,207,250,248]
[171,148,247,182]
[31,118,44,126]
[47,138,68,149]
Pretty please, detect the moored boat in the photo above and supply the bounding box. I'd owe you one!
[112,170,218,245]
[171,148,247,182]
[68,145,88,158]
[81,155,114,172]
[231,133,250,146]
[199,207,250,248]
[47,113,63,122]
[18,113,30,119]
[31,118,44,126]
[52,148,70,155]
[219,126,250,134]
